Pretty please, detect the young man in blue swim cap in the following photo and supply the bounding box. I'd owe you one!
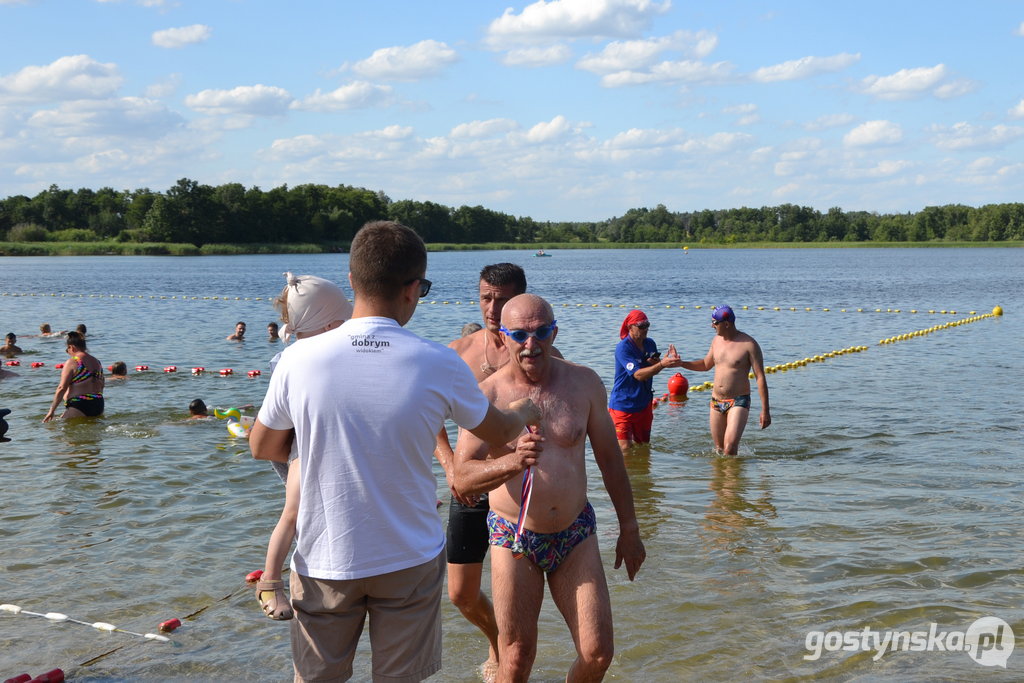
[680,305,771,454]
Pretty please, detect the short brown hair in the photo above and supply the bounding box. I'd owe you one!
[349,221,426,300]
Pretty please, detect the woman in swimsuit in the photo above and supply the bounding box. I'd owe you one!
[43,331,105,421]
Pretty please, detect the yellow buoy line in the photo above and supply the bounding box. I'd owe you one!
[683,307,1002,394]
[685,345,871,394]
[877,311,999,345]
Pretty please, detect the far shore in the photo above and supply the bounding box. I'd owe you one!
[0,239,1020,257]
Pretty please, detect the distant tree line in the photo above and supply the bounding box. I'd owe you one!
[1,179,1021,247]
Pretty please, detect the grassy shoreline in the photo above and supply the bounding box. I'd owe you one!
[0,239,1020,256]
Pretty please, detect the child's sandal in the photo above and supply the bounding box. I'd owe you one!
[255,579,294,620]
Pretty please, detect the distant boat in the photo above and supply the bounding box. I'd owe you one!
[534,249,552,257]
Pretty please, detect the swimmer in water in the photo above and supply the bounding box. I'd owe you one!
[108,361,128,380]
[1,333,23,356]
[188,398,210,419]
[226,321,246,341]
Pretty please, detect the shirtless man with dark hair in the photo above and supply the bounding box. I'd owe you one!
[435,262,527,680]
[453,293,645,682]
[680,305,771,455]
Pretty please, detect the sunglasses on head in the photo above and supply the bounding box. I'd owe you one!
[499,320,557,344]
[405,277,432,298]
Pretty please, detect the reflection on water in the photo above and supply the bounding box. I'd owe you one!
[700,455,779,557]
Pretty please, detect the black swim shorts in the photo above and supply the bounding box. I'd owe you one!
[446,494,490,564]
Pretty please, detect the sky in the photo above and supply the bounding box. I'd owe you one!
[1,0,1022,222]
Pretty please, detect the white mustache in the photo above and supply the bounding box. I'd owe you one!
[519,348,541,358]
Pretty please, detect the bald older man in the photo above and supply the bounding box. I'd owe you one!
[453,294,646,682]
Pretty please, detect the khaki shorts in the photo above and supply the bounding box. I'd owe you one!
[289,550,444,683]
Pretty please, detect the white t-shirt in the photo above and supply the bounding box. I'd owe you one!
[257,316,489,580]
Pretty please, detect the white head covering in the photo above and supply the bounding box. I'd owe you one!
[278,272,354,343]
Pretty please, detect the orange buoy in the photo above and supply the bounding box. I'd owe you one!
[667,373,689,397]
[54,363,64,369]
[5,360,20,367]
[31,362,45,368]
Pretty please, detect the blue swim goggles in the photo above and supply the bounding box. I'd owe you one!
[499,320,557,344]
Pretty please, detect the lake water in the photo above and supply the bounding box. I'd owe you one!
[1,248,1022,682]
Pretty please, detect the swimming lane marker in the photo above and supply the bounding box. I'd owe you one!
[0,604,172,642]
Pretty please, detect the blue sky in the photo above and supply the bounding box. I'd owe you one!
[1,0,1022,221]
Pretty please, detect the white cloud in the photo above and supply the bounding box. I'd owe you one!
[152,24,211,48]
[933,78,977,99]
[600,59,735,87]
[843,120,903,147]
[145,73,182,98]
[803,113,856,131]
[450,118,519,138]
[751,52,860,82]
[723,103,759,125]
[351,40,457,81]
[525,115,573,143]
[0,55,122,104]
[929,122,1024,150]
[292,81,393,112]
[502,45,572,67]
[185,85,293,116]
[1010,99,1024,119]
[486,0,671,48]
[860,64,947,100]
[577,30,718,74]
[26,97,183,137]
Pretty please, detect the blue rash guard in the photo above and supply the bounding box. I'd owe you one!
[609,336,659,412]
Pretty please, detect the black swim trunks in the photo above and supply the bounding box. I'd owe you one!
[446,494,490,564]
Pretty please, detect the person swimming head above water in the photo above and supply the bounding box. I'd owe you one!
[189,398,209,418]
[1,333,22,356]
[273,272,353,342]
[109,361,128,378]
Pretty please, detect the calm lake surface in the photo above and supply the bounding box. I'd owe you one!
[1,248,1022,682]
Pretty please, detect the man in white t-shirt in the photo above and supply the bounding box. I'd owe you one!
[250,220,540,683]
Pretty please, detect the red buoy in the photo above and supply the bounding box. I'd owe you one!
[191,367,205,374]
[158,618,182,632]
[5,674,32,683]
[667,373,688,396]
[54,363,64,369]
[134,365,149,371]
[245,569,264,583]
[163,366,177,373]
[31,362,45,368]
[219,368,233,376]
[247,370,261,377]
[27,670,64,683]
[5,360,19,367]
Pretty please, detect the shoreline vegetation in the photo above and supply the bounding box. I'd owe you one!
[0,239,1020,257]
[1,179,1021,256]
